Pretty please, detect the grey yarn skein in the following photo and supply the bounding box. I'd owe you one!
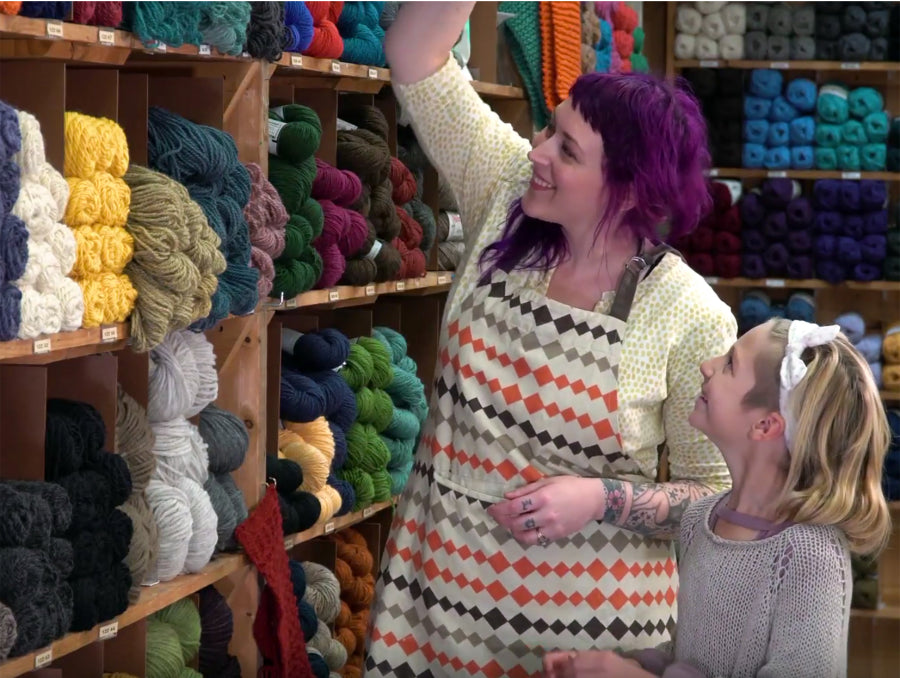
[198,404,250,475]
[116,386,157,493]
[0,484,53,548]
[204,476,237,552]
[0,601,17,662]
[119,493,159,600]
[3,480,72,535]
[301,560,342,623]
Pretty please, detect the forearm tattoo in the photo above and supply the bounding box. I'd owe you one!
[600,479,713,540]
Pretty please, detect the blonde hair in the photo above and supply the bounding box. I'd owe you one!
[758,318,892,555]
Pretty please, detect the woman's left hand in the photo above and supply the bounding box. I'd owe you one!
[543,650,653,678]
[487,476,607,547]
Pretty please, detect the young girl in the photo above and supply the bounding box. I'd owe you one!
[544,318,892,678]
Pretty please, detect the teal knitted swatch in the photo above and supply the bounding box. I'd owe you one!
[499,1,549,129]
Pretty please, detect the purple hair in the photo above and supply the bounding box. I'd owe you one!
[479,72,713,281]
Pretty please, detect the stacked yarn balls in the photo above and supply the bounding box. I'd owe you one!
[737,290,815,336]
[742,2,816,61]
[834,312,888,390]
[289,559,349,676]
[676,180,743,279]
[198,584,241,678]
[883,321,900,392]
[146,598,204,678]
[815,84,889,172]
[815,2,893,62]
[268,104,325,298]
[328,528,376,678]
[680,68,744,169]
[63,111,137,327]
[674,2,748,61]
[244,162,288,299]
[886,196,900,281]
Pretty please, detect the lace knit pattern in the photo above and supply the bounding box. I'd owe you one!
[657,493,852,678]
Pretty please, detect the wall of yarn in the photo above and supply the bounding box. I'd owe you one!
[290,558,349,677]
[328,528,376,678]
[63,111,137,327]
[145,598,203,678]
[814,3,896,62]
[592,2,648,74]
[736,289,816,335]
[815,83,890,172]
[674,2,748,61]
[245,162,288,299]
[2,101,83,341]
[680,68,744,169]
[834,312,898,392]
[674,180,742,279]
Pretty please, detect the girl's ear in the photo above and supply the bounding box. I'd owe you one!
[750,411,786,442]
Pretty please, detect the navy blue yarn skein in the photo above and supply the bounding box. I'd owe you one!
[280,369,328,422]
[327,473,355,516]
[284,328,351,371]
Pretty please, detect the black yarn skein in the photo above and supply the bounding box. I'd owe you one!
[0,484,53,548]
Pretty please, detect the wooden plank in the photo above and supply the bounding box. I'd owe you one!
[705,277,900,293]
[65,68,118,121]
[102,619,147,677]
[283,499,396,549]
[468,1,499,84]
[47,354,118,451]
[148,76,224,129]
[0,60,66,172]
[118,73,149,166]
[470,80,525,100]
[0,365,47,481]
[707,168,900,181]
[0,323,129,364]
[675,59,900,72]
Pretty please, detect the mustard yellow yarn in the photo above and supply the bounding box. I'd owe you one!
[64,111,130,178]
[72,225,135,276]
[79,272,138,327]
[65,173,131,228]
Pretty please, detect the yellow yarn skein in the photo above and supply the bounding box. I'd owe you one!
[285,417,335,462]
[72,225,135,277]
[315,484,343,523]
[278,428,330,493]
[79,272,138,327]
[65,173,131,228]
[65,176,101,227]
[64,111,129,178]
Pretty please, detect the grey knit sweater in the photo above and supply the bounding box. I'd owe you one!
[631,492,852,678]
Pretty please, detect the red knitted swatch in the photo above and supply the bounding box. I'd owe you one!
[236,484,312,678]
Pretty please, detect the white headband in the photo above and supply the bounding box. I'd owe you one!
[779,320,840,449]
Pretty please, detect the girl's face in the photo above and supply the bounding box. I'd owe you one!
[522,99,608,232]
[689,322,780,453]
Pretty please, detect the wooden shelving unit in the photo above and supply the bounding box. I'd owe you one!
[0,3,525,677]
[707,168,900,182]
[675,59,900,72]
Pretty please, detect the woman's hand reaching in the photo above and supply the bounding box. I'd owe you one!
[543,650,653,678]
[487,476,607,547]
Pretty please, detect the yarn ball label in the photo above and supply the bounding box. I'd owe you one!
[699,60,720,68]
[365,239,383,261]
[767,171,787,178]
[363,506,375,518]
[331,61,341,73]
[769,62,789,69]
[842,172,861,180]
[199,44,211,56]
[840,62,861,70]
[365,284,376,296]
[101,325,118,343]
[395,281,406,291]
[34,649,53,668]
[98,29,115,46]
[324,521,336,533]
[765,279,786,288]
[99,620,119,640]
[291,55,303,67]
[268,119,288,155]
[446,212,464,241]
[45,21,63,38]
[328,290,340,302]
[33,338,51,355]
[336,118,359,132]
[368,68,378,79]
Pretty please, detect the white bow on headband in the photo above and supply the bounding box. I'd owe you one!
[779,320,840,449]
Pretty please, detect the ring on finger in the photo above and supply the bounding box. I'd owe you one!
[536,527,550,548]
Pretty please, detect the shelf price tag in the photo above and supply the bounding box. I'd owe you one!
[840,62,861,70]
[284,297,298,309]
[328,290,340,302]
[199,44,211,55]
[34,648,53,668]
[706,276,720,285]
[98,29,115,45]
[363,506,375,518]
[331,61,341,73]
[99,620,119,640]
[769,61,789,69]
[45,20,63,38]
[324,521,336,534]
[291,54,303,67]
[395,281,406,291]
[242,51,250,58]
[707,168,720,177]
[437,274,450,285]
[765,279,786,288]
[368,68,378,79]
[101,326,118,343]
[698,60,720,68]
[33,338,52,355]
[841,171,861,180]
[767,170,787,178]
[365,285,376,296]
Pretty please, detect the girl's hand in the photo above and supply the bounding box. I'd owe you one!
[543,650,651,678]
[487,476,607,547]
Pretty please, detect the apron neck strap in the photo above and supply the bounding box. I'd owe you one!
[609,243,681,323]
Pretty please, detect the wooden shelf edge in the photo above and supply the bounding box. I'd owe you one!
[0,322,129,364]
[707,169,900,182]
[270,272,453,312]
[0,553,245,678]
[882,392,900,403]
[675,59,900,72]
[851,606,900,621]
[705,277,900,292]
[284,498,396,550]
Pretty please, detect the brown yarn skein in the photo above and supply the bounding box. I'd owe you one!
[336,130,391,187]
[339,104,391,143]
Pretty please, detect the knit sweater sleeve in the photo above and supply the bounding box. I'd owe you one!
[392,54,532,245]
[757,527,852,678]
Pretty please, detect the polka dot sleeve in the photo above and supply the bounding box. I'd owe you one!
[393,54,532,244]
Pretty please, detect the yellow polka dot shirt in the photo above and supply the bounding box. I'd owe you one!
[395,56,737,491]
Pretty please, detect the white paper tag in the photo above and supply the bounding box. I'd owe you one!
[707,168,720,177]
[769,61,789,69]
[268,119,288,155]
[765,279,786,288]
[291,54,303,67]
[363,506,375,518]
[328,290,340,302]
[242,51,250,58]
[199,44,211,56]
[767,171,787,178]
[365,240,383,261]
[46,21,63,38]
[841,171,861,180]
[368,68,378,79]
[154,41,167,53]
[281,327,303,353]
[395,281,406,291]
[99,620,119,640]
[98,29,115,45]
[324,521,336,534]
[445,212,464,242]
[34,649,53,667]
[33,338,51,354]
[699,60,720,68]
[269,105,286,120]
[284,297,298,309]
[331,61,341,73]
[437,274,450,285]
[819,84,848,100]
[365,284,376,296]
[840,62,861,70]
[101,326,118,343]
[706,276,720,285]
[336,117,358,131]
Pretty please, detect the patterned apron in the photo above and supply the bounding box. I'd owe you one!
[366,247,678,678]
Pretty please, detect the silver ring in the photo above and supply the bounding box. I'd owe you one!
[536,527,550,548]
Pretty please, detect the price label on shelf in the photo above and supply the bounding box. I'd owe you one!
[698,60,720,68]
[99,620,119,640]
[765,279,786,288]
[395,281,406,291]
[769,61,789,69]
[242,51,250,58]
[101,326,118,343]
[437,275,450,285]
[840,62,861,70]
[331,61,341,73]
[291,54,303,67]
[365,285,376,296]
[841,171,861,180]
[199,44,211,56]
[363,507,375,518]
[706,276,720,285]
[324,521,336,534]
[34,649,53,668]
[328,290,340,302]
[33,338,51,355]
[98,29,115,46]
[767,170,787,178]
[46,20,63,38]
[707,168,720,177]
[284,298,298,309]
[368,68,378,79]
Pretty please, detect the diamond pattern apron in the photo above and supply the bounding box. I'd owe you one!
[366,249,678,678]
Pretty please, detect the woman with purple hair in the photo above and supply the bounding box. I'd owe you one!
[365,4,737,677]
